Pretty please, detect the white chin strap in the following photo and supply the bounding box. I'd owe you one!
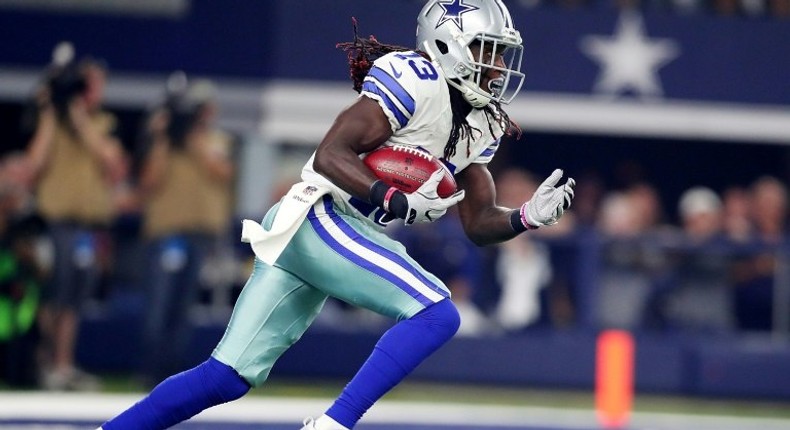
[462,86,491,108]
[447,78,491,109]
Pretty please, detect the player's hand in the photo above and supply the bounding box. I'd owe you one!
[521,169,575,228]
[404,169,465,225]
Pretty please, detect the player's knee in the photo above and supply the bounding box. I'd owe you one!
[420,299,460,340]
[437,299,461,338]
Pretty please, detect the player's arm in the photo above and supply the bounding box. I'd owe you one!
[313,95,392,199]
[456,163,521,246]
[25,99,57,182]
[457,163,576,246]
[314,94,464,225]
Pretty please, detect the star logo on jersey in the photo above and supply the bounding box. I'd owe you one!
[435,0,479,31]
[580,11,679,100]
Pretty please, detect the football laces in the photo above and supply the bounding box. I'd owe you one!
[390,145,434,161]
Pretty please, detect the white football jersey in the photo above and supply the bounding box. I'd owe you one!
[302,51,505,227]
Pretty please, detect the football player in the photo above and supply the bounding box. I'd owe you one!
[98,1,574,429]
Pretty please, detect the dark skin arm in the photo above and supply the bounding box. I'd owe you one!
[316,94,523,246]
[313,96,393,200]
[456,163,520,246]
[452,44,523,246]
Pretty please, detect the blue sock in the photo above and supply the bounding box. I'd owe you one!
[326,299,460,428]
[102,357,250,429]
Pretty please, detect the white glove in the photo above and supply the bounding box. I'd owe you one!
[404,169,465,225]
[521,169,575,227]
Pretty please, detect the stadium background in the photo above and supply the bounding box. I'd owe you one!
[1,0,790,428]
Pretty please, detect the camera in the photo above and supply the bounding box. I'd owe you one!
[161,78,216,148]
[164,92,202,148]
[46,62,87,116]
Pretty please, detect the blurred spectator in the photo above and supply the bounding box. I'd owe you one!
[136,76,236,384]
[510,0,789,17]
[646,186,734,332]
[24,48,128,391]
[677,186,724,241]
[0,218,48,388]
[712,0,742,15]
[489,168,555,332]
[750,176,787,245]
[627,182,668,234]
[770,0,790,16]
[571,170,605,227]
[722,186,753,243]
[598,192,642,237]
[733,176,788,331]
[0,154,50,387]
[595,189,665,329]
[711,0,781,17]
[669,0,710,15]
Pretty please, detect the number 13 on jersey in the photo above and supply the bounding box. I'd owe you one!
[396,52,438,81]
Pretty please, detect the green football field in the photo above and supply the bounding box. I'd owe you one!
[98,374,790,420]
[3,378,790,430]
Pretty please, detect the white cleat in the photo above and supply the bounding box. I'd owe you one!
[300,415,349,430]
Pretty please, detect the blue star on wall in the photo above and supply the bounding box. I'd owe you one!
[436,0,479,31]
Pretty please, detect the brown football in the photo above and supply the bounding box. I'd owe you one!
[363,145,457,198]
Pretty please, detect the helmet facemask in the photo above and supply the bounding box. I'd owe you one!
[461,33,525,107]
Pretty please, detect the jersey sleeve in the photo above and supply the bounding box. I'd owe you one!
[472,137,502,164]
[361,52,421,132]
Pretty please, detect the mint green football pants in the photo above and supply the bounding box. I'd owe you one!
[211,195,450,386]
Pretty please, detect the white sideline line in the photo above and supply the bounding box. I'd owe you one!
[1,392,790,430]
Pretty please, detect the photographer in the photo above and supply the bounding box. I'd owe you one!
[0,210,47,388]
[136,77,236,386]
[24,50,129,391]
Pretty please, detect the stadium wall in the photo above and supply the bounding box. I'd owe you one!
[76,316,790,400]
[1,1,788,106]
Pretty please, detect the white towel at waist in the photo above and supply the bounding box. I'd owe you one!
[241,182,330,265]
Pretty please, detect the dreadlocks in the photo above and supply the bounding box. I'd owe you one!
[336,18,413,93]
[337,19,521,162]
[444,89,521,161]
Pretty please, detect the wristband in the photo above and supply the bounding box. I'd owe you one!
[369,180,408,219]
[510,206,538,233]
[509,210,528,233]
[369,180,390,206]
[382,187,398,212]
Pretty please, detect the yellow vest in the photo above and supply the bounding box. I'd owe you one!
[36,112,118,225]
[143,130,234,238]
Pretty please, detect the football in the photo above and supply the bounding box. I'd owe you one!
[363,145,457,198]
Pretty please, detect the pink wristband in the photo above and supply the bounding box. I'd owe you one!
[383,187,398,212]
[520,204,539,230]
